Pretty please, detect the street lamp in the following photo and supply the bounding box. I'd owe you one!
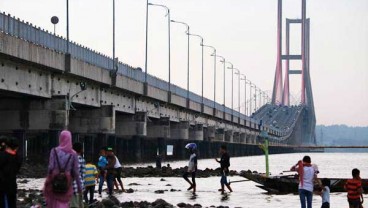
[147,3,171,94]
[203,45,216,109]
[234,68,241,114]
[254,85,258,112]
[66,0,70,54]
[240,74,247,116]
[214,55,225,108]
[226,62,234,120]
[171,20,190,100]
[189,33,204,107]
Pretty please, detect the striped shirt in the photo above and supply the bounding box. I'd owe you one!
[84,163,98,187]
[73,155,85,194]
[345,179,362,200]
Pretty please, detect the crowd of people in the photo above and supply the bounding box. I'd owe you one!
[0,132,365,208]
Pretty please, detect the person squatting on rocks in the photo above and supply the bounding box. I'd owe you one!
[43,130,83,208]
[291,155,318,208]
[182,143,198,195]
[345,168,364,208]
[70,142,86,208]
[316,178,330,208]
[0,136,22,208]
[105,147,117,197]
[84,159,98,205]
[97,147,108,198]
[215,145,233,194]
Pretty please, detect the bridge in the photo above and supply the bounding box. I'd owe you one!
[0,0,315,162]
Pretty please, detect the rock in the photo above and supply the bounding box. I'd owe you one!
[152,199,173,208]
[109,196,120,205]
[177,202,187,207]
[170,189,178,192]
[125,188,134,193]
[160,178,166,181]
[194,204,202,207]
[102,198,116,207]
[18,179,29,184]
[165,184,172,186]
[128,183,140,186]
[120,201,134,208]
[154,190,165,194]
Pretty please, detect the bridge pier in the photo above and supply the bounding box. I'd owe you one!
[69,105,115,134]
[207,126,216,142]
[147,117,170,139]
[116,112,147,137]
[189,124,204,140]
[225,129,233,142]
[170,121,189,140]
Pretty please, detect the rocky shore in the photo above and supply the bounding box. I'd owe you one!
[18,189,232,208]
[19,162,239,179]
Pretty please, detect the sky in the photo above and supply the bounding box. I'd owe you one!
[1,0,367,127]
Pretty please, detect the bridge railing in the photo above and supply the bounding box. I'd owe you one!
[0,12,277,132]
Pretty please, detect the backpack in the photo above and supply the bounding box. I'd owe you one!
[51,148,72,194]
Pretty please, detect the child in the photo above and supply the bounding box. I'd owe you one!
[84,160,98,205]
[319,179,330,208]
[183,143,198,194]
[97,147,108,197]
[345,168,363,208]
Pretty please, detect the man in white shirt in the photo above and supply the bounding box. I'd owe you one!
[183,143,198,194]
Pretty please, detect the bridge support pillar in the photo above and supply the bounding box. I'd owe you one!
[240,132,246,143]
[190,124,203,141]
[116,112,147,137]
[214,128,225,141]
[225,130,233,143]
[207,126,216,142]
[147,117,170,139]
[170,121,189,140]
[233,132,240,143]
[69,105,115,134]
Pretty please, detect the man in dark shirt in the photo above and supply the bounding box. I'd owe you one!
[215,145,233,194]
[0,137,22,208]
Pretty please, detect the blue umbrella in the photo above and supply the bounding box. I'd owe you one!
[185,143,197,150]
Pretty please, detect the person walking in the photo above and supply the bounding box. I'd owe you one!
[83,160,98,205]
[43,130,82,208]
[70,142,85,208]
[183,143,198,195]
[290,155,317,208]
[113,153,125,193]
[0,137,22,208]
[345,168,363,208]
[215,145,233,194]
[105,147,116,196]
[97,147,108,198]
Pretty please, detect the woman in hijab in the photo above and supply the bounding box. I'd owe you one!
[43,130,82,208]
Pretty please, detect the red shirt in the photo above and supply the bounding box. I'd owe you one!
[345,179,362,200]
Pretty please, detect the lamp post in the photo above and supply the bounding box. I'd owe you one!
[254,86,258,112]
[66,0,70,54]
[226,62,234,120]
[203,45,216,109]
[189,33,204,107]
[147,3,171,93]
[234,68,241,114]
[144,0,149,84]
[240,74,247,116]
[248,82,254,115]
[215,56,225,108]
[171,20,190,100]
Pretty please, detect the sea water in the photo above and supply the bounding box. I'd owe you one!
[19,153,368,207]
